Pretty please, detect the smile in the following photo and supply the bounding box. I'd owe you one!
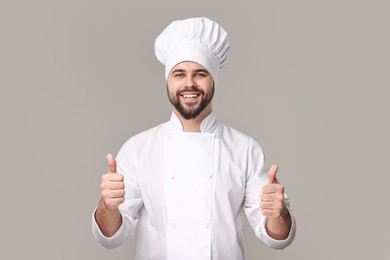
[180,92,201,100]
[182,94,199,98]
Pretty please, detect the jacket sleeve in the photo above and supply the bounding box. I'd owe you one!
[92,138,144,249]
[243,138,296,249]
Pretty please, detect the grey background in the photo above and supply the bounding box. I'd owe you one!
[1,0,389,259]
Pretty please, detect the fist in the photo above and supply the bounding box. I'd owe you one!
[260,164,286,219]
[100,153,125,210]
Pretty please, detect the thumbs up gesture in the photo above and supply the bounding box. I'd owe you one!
[100,153,125,210]
[260,164,287,219]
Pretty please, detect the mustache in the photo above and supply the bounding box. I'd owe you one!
[177,87,205,95]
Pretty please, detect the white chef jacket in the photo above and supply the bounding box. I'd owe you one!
[92,112,296,260]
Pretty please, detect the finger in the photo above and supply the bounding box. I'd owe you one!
[108,181,125,190]
[260,201,278,210]
[260,193,274,202]
[261,191,285,203]
[261,209,282,219]
[102,172,124,182]
[261,208,273,217]
[101,178,124,190]
[103,198,125,210]
[102,189,125,199]
[268,164,278,184]
[106,153,117,173]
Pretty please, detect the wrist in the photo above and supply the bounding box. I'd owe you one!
[97,198,120,216]
[265,207,292,240]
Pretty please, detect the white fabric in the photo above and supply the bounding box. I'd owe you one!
[92,112,296,260]
[154,17,230,83]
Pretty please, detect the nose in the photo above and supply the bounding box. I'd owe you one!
[185,75,197,88]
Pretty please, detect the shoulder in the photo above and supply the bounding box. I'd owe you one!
[121,121,167,150]
[116,121,168,168]
[217,122,266,176]
[218,122,262,150]
[217,122,264,165]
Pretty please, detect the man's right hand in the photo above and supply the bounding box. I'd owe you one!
[95,153,124,237]
[100,153,125,210]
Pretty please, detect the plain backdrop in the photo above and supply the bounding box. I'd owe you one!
[1,0,389,259]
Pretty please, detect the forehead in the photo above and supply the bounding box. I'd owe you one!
[171,61,209,72]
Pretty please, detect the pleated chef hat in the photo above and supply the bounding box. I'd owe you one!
[154,17,230,84]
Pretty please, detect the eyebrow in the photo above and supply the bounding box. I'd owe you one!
[171,69,209,74]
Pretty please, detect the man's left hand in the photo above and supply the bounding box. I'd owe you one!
[260,164,288,219]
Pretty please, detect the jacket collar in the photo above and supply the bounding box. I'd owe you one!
[169,111,218,133]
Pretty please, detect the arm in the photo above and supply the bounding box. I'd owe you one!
[261,164,292,240]
[95,199,123,237]
[244,139,296,249]
[92,148,142,249]
[264,207,292,240]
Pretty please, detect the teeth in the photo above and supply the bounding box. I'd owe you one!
[183,94,197,98]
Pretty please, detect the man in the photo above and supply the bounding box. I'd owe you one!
[92,17,296,260]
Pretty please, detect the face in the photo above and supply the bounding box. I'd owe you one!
[167,61,215,120]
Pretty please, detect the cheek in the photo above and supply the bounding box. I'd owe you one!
[203,79,214,90]
[204,82,214,94]
[167,85,178,96]
[167,85,181,100]
[167,79,181,92]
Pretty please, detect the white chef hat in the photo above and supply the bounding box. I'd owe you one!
[154,17,230,84]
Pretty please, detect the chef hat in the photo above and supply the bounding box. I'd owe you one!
[154,17,230,84]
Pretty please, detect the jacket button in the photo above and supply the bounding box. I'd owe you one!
[171,223,176,229]
[204,223,209,229]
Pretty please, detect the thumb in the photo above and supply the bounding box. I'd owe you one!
[268,164,279,184]
[106,153,117,173]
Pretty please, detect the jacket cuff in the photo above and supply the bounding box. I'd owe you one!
[256,209,296,249]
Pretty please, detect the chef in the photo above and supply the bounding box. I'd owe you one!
[92,17,296,260]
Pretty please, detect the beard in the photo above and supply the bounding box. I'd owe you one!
[167,84,215,120]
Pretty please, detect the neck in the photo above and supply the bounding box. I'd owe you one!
[174,104,212,132]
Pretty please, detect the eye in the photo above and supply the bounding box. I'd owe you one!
[195,73,206,77]
[174,73,185,78]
